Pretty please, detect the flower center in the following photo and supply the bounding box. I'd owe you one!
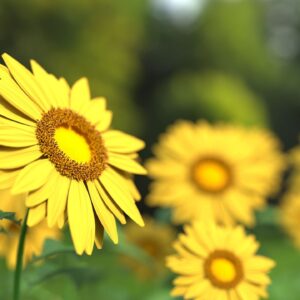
[36,108,108,181]
[192,158,231,193]
[54,127,91,163]
[204,250,243,289]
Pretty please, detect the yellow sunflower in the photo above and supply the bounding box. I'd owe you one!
[288,144,300,192]
[281,193,300,249]
[167,221,275,300]
[0,53,146,255]
[0,189,60,269]
[122,216,176,279]
[147,121,285,226]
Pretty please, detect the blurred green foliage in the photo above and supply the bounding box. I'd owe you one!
[157,71,269,126]
[0,0,147,134]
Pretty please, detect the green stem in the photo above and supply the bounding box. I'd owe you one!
[13,208,29,300]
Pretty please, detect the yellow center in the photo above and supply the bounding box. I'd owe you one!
[204,250,243,289]
[54,127,91,163]
[210,257,237,283]
[193,159,230,192]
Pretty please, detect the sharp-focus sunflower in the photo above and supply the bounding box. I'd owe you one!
[147,121,285,226]
[122,216,176,279]
[0,54,146,255]
[0,189,60,268]
[281,193,300,249]
[167,221,275,300]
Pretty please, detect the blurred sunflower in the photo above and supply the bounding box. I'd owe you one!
[122,216,176,279]
[0,189,60,269]
[280,144,300,248]
[0,54,146,255]
[147,121,285,226]
[167,221,275,299]
[281,193,300,249]
[288,143,300,192]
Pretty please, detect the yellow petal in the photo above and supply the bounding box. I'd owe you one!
[87,181,118,244]
[82,97,107,124]
[57,212,67,229]
[99,168,144,226]
[12,159,54,194]
[246,272,271,285]
[2,53,46,113]
[27,203,46,227]
[0,116,35,129]
[103,130,145,153]
[30,60,58,109]
[68,180,95,255]
[170,286,187,297]
[31,60,71,109]
[47,175,70,227]
[26,169,57,207]
[0,145,42,169]
[95,219,104,249]
[94,180,126,224]
[185,279,210,299]
[0,95,35,126]
[0,79,42,120]
[0,125,37,148]
[95,111,112,132]
[236,282,260,300]
[126,177,141,201]
[108,153,147,175]
[70,78,90,113]
[58,78,70,108]
[0,64,10,79]
[245,256,276,272]
[0,169,20,189]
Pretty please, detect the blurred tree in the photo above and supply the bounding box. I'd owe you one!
[0,0,147,134]
[156,71,269,127]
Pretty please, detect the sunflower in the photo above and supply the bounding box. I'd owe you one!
[279,143,300,248]
[281,193,300,249]
[0,53,146,255]
[147,121,285,226]
[288,143,300,192]
[167,221,275,300]
[0,189,60,269]
[122,216,176,279]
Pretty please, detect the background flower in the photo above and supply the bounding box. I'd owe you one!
[167,221,275,300]
[0,189,60,269]
[147,121,285,226]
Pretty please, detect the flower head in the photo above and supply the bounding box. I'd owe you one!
[122,216,176,279]
[0,189,60,268]
[167,221,275,299]
[0,54,146,255]
[281,193,300,249]
[147,121,285,226]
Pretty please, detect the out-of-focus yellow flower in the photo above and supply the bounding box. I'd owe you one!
[288,144,300,192]
[147,121,285,226]
[167,221,275,300]
[0,54,146,255]
[280,145,300,248]
[0,190,60,269]
[281,193,300,249]
[122,217,176,279]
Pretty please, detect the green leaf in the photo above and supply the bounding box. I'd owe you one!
[0,210,20,224]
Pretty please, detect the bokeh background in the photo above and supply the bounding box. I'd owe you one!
[0,0,299,299]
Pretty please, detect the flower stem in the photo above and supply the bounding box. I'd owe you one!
[13,208,29,300]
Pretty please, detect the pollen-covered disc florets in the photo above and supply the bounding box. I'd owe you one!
[36,108,108,181]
